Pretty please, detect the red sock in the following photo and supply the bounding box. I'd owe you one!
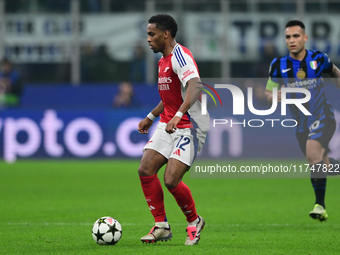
[140,174,167,222]
[169,181,198,222]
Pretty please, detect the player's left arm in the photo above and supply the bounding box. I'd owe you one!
[330,64,340,89]
[165,77,201,134]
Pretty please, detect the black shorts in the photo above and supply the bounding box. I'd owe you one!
[296,117,336,156]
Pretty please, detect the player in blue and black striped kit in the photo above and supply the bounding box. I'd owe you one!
[265,20,340,222]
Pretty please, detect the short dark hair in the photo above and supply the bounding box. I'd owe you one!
[148,14,178,38]
[285,20,305,30]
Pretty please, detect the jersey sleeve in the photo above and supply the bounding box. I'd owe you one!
[171,46,199,87]
[321,53,333,73]
[266,58,280,90]
[268,58,279,82]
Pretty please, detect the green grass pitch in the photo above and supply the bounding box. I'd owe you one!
[1,159,339,254]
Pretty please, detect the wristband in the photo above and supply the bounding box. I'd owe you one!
[147,112,156,121]
[175,111,183,118]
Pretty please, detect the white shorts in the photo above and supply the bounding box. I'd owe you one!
[143,122,207,166]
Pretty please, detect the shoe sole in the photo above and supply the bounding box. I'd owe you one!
[141,233,172,243]
[309,213,327,222]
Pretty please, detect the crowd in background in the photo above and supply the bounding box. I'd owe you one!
[2,0,340,109]
[6,0,340,13]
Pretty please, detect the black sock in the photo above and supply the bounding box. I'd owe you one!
[310,161,327,208]
[327,157,340,176]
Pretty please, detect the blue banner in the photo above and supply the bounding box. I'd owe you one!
[0,107,303,162]
[1,83,339,162]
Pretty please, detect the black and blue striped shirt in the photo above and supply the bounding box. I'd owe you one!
[269,49,334,133]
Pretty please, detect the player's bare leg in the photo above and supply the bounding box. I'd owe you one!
[163,158,189,190]
[139,149,172,243]
[138,149,167,177]
[306,140,328,221]
[306,140,325,165]
[164,159,205,245]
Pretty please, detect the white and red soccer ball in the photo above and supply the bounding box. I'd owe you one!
[92,216,122,245]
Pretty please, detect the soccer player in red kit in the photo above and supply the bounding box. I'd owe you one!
[137,14,210,245]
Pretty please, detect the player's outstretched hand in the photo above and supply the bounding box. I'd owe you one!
[166,116,181,134]
[138,118,153,134]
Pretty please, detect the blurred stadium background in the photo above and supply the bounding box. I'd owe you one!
[2,2,340,254]
[0,0,340,162]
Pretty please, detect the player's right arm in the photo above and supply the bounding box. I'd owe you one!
[321,52,340,89]
[330,64,340,89]
[138,100,163,134]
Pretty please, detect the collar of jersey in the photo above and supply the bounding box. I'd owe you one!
[288,49,308,62]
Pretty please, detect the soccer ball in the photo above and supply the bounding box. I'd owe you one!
[92,216,122,245]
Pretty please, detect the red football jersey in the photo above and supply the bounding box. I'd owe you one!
[157,44,202,129]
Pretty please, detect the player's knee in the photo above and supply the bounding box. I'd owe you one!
[138,163,153,177]
[306,154,322,165]
[164,176,179,190]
